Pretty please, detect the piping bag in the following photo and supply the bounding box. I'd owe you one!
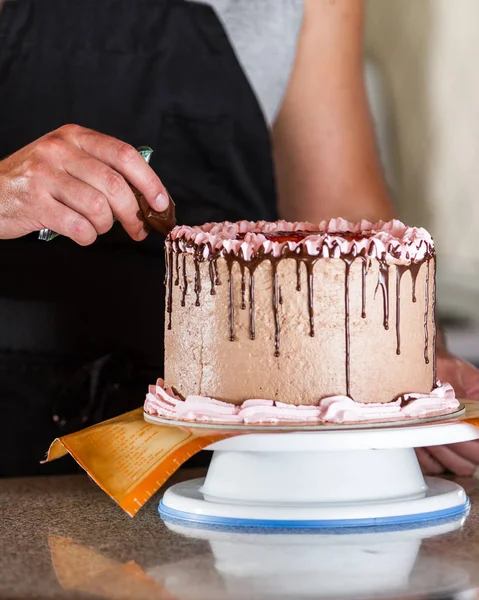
[134,146,176,236]
[38,146,176,240]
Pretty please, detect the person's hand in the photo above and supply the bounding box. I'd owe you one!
[0,125,169,245]
[416,350,479,476]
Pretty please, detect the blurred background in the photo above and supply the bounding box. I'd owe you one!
[364,0,479,364]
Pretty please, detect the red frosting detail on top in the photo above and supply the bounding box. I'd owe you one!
[237,230,375,244]
[168,219,434,263]
[238,230,314,243]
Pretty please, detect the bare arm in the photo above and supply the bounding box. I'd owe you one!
[272,0,394,224]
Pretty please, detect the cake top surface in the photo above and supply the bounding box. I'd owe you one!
[168,218,434,263]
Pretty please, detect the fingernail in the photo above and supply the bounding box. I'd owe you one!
[154,193,168,212]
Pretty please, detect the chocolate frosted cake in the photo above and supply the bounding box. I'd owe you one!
[145,219,459,424]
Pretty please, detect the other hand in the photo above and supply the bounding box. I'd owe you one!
[416,351,479,476]
[0,125,169,245]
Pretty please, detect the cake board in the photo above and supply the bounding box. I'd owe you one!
[146,407,479,529]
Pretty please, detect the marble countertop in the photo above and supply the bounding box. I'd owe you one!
[1,470,479,600]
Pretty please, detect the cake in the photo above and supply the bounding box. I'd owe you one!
[144,219,459,424]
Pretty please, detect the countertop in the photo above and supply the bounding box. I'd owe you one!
[1,471,479,600]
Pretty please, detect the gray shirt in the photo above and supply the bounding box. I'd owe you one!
[196,0,304,126]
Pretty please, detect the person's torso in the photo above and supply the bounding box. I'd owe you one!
[0,0,301,365]
[198,0,303,126]
[0,0,304,470]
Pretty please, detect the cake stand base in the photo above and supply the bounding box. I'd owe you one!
[160,420,479,528]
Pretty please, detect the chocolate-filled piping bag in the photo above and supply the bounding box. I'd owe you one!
[38,146,176,241]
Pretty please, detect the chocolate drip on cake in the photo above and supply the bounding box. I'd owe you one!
[227,261,235,341]
[248,266,256,340]
[376,257,390,330]
[296,259,302,291]
[240,264,247,310]
[213,259,221,286]
[174,246,180,286]
[343,258,353,396]
[424,258,430,365]
[305,260,315,338]
[395,265,409,355]
[166,246,173,330]
[166,226,435,400]
[164,221,438,406]
[361,256,367,319]
[272,261,281,357]
[181,255,188,307]
[432,257,437,386]
[409,262,422,303]
[208,260,216,295]
[193,256,201,307]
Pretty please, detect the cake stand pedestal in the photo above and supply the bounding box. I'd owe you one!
[158,418,479,528]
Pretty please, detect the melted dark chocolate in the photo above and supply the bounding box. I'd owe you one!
[166,231,435,395]
[395,265,409,355]
[208,260,216,295]
[194,259,201,307]
[296,259,302,292]
[361,257,367,319]
[424,259,430,365]
[432,257,437,386]
[249,267,256,340]
[228,262,235,341]
[166,247,173,330]
[272,262,281,357]
[136,191,176,236]
[240,264,247,310]
[174,249,180,286]
[410,262,422,303]
[376,257,390,330]
[213,260,221,286]
[181,255,188,307]
[343,258,353,397]
[306,261,315,337]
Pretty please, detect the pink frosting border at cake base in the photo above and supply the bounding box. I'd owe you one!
[143,380,460,425]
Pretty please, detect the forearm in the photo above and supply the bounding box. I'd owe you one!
[272,76,394,223]
[272,0,395,225]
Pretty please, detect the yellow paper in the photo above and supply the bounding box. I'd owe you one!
[460,398,479,425]
[44,408,228,516]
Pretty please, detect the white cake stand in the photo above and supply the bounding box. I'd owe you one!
[146,408,479,528]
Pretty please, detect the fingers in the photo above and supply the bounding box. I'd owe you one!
[415,448,445,475]
[426,445,476,476]
[417,442,479,477]
[69,126,169,212]
[35,193,98,246]
[0,124,165,244]
[445,440,479,465]
[62,153,146,241]
[49,171,114,236]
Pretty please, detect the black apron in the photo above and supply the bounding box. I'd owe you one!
[0,0,277,476]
